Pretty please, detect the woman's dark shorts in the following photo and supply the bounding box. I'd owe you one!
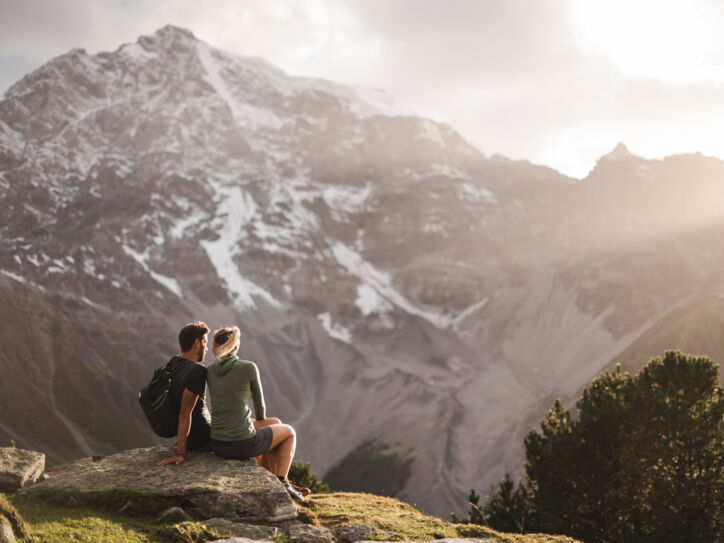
[211,427,273,460]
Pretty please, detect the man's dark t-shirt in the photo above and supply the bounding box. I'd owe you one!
[169,356,211,451]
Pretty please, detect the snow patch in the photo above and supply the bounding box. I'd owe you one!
[422,222,445,234]
[317,312,352,343]
[83,257,97,276]
[200,183,280,310]
[292,77,411,119]
[0,119,24,156]
[121,42,157,61]
[347,86,410,118]
[266,175,320,234]
[356,284,393,316]
[453,296,490,328]
[197,42,284,130]
[149,271,182,297]
[456,182,497,204]
[322,183,371,214]
[419,119,445,146]
[409,164,472,182]
[122,245,182,297]
[169,209,205,239]
[0,270,27,284]
[332,242,453,328]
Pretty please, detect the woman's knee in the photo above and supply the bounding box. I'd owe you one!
[269,423,295,445]
[268,417,282,425]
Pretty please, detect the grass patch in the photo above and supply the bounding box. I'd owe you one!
[7,488,579,543]
[299,492,581,543]
[7,492,222,543]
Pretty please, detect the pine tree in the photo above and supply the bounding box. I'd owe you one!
[482,473,530,533]
[522,351,723,543]
[450,488,484,524]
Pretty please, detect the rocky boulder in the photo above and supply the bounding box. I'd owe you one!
[333,524,377,543]
[0,493,29,543]
[0,518,15,543]
[22,445,297,522]
[0,448,45,493]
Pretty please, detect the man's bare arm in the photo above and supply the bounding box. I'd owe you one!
[159,389,199,466]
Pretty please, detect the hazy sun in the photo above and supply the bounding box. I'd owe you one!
[573,0,722,82]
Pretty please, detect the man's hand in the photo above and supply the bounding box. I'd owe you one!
[159,454,186,466]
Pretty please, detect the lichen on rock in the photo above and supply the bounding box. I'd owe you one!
[0,447,45,493]
[22,445,297,522]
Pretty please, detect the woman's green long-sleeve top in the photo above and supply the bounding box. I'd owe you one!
[206,353,266,441]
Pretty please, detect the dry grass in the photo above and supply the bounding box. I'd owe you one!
[298,492,581,543]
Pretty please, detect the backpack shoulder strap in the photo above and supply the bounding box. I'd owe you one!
[166,356,191,375]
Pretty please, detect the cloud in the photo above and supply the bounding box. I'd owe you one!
[1,0,724,177]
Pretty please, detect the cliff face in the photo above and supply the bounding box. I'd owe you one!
[1,25,724,516]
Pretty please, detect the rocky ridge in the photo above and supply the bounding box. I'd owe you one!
[1,25,724,517]
[1,446,580,543]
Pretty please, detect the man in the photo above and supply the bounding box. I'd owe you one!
[159,321,211,465]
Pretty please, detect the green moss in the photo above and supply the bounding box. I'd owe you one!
[16,488,179,518]
[7,492,222,543]
[0,492,30,540]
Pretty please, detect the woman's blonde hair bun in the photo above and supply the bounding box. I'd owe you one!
[213,326,241,359]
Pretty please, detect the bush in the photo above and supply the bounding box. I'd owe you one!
[288,461,329,494]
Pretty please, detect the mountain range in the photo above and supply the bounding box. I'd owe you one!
[1,25,723,516]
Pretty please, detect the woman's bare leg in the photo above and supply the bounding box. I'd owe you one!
[265,424,296,478]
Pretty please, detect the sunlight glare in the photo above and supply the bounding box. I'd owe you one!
[573,0,720,82]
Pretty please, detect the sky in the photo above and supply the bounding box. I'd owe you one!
[1,0,724,178]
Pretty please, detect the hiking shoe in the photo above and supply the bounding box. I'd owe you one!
[284,481,305,501]
[278,476,305,501]
[291,482,312,497]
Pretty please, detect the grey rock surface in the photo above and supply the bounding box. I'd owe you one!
[0,517,15,543]
[0,448,45,492]
[207,539,273,543]
[204,517,276,539]
[289,524,335,543]
[428,540,496,543]
[355,540,496,543]
[333,524,377,543]
[23,446,296,522]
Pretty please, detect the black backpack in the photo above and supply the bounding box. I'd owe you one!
[138,357,190,437]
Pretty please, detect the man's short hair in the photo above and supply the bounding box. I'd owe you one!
[178,321,210,352]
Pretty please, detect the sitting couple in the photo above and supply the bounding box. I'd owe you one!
[158,321,305,501]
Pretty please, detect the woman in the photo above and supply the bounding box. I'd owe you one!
[206,326,304,501]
